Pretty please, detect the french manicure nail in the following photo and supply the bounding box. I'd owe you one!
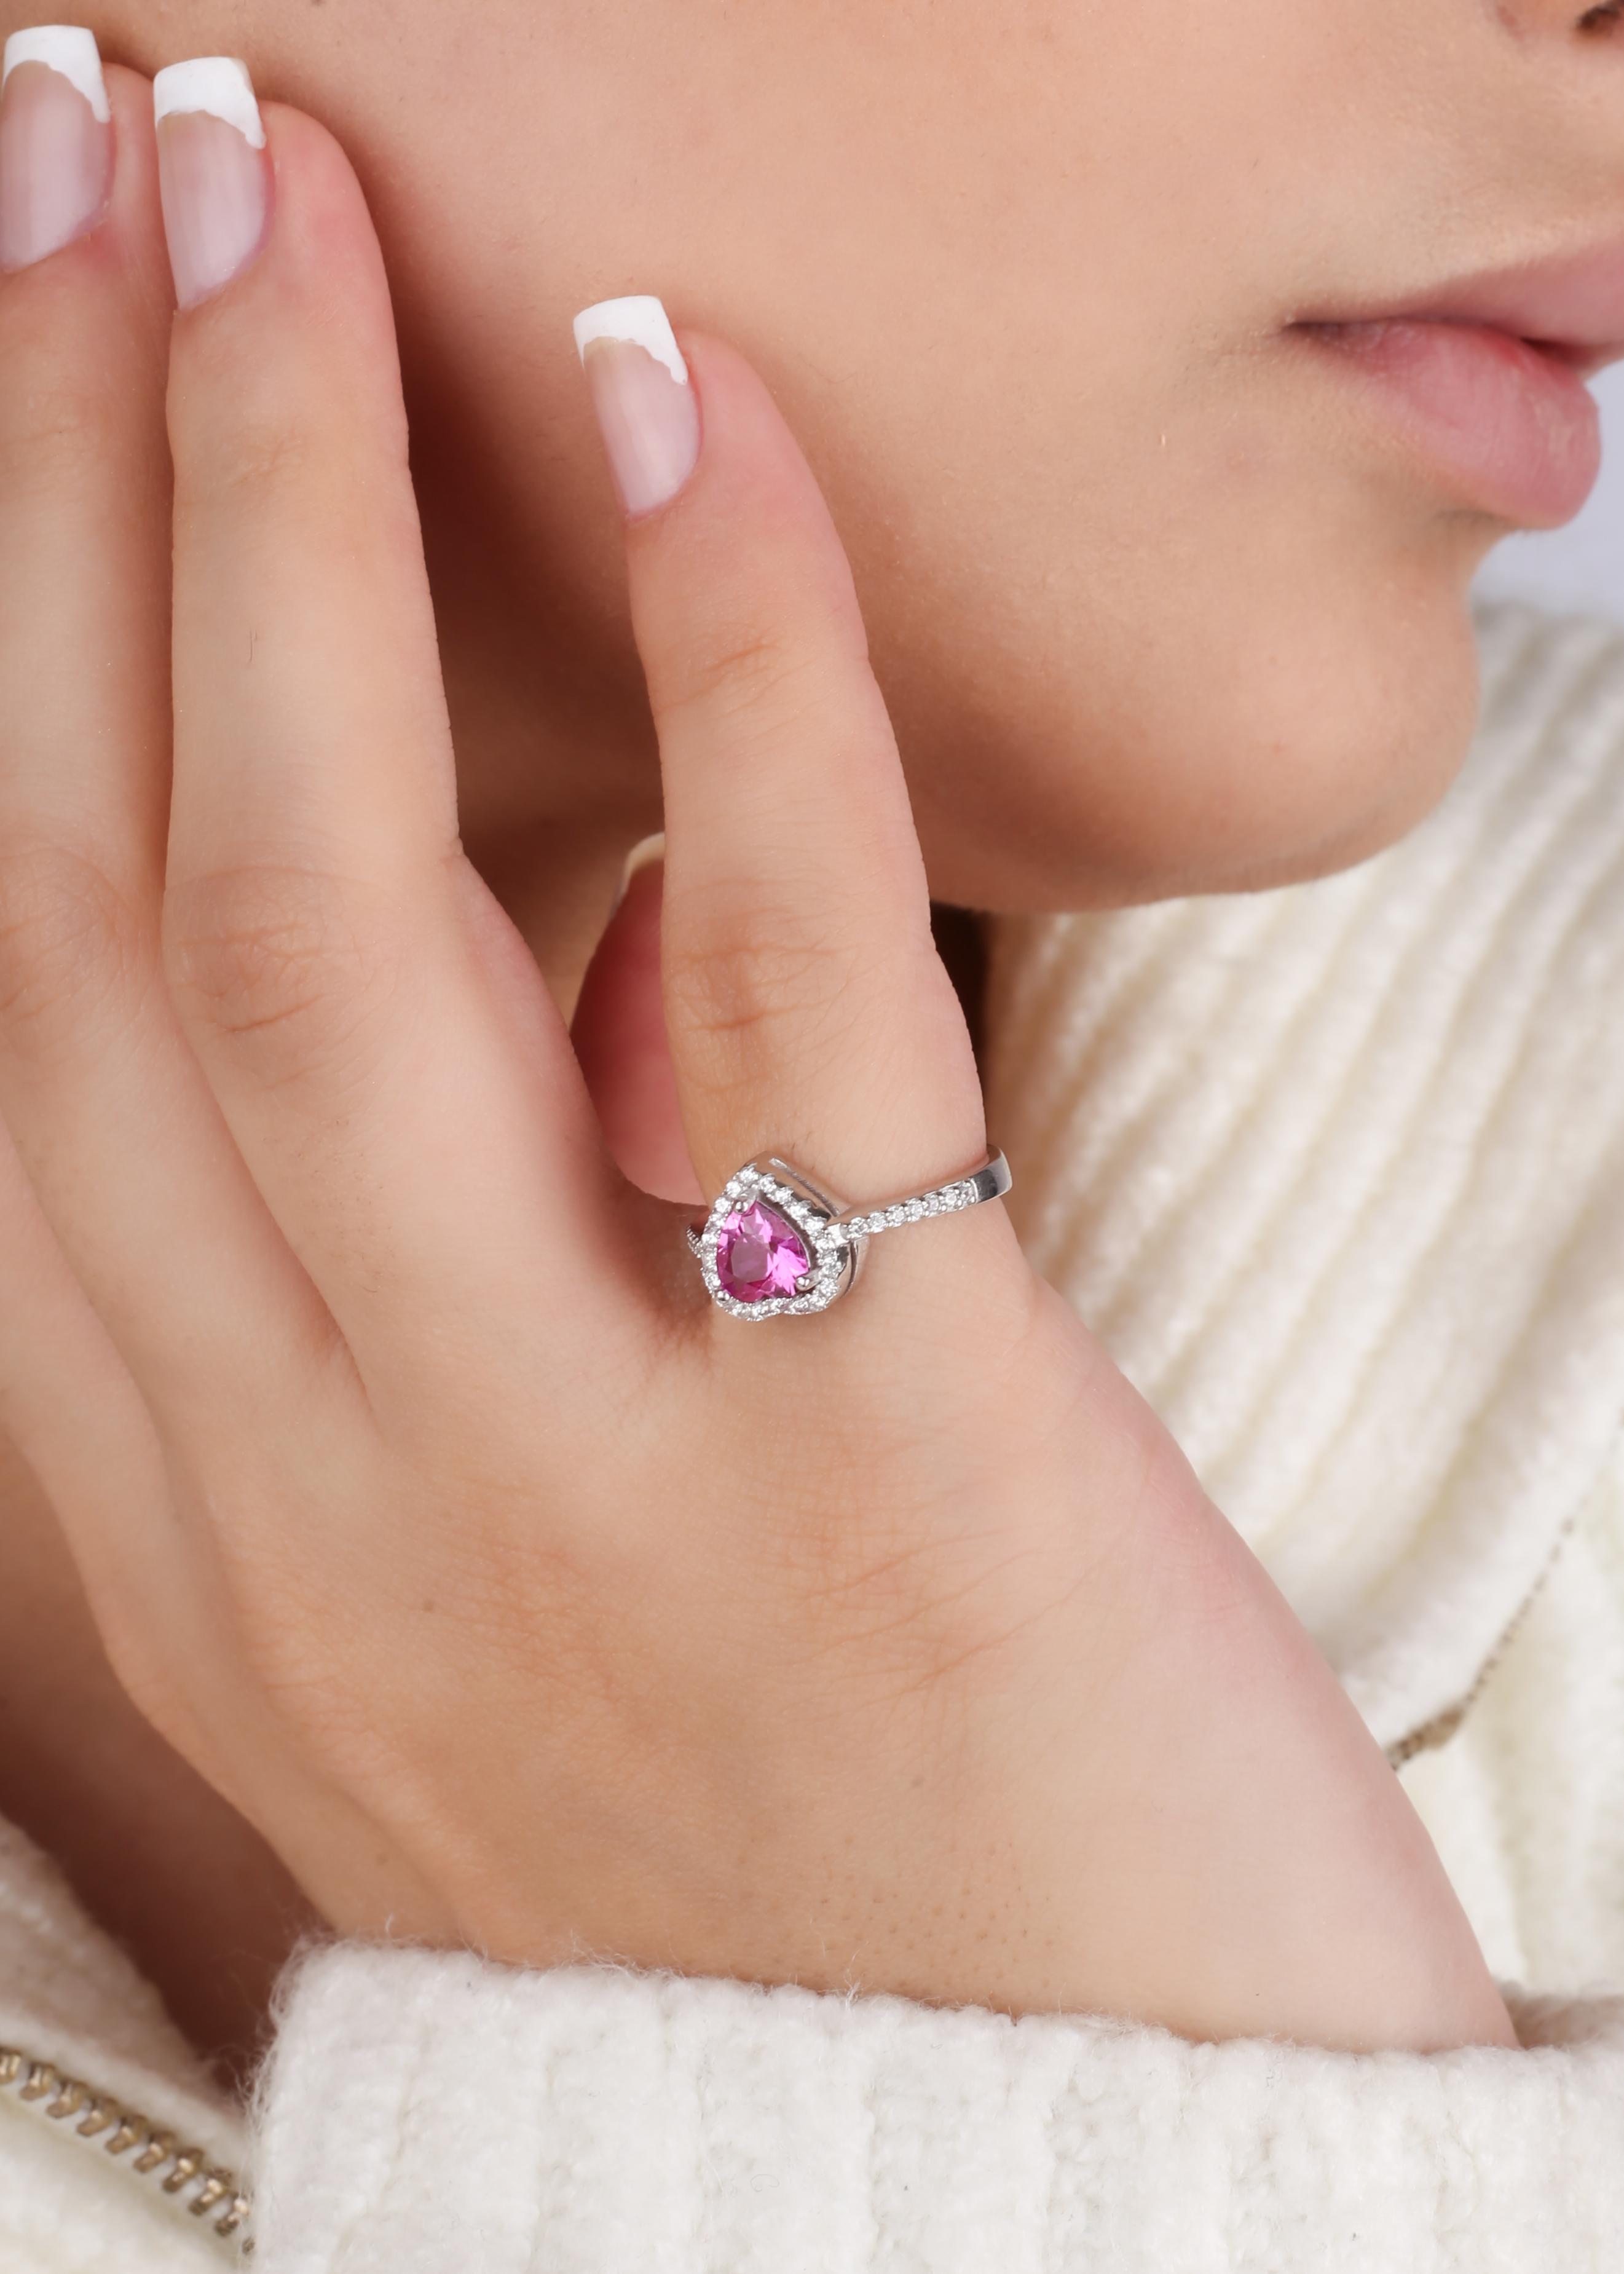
[612,829,666,913]
[154,57,268,310]
[574,296,701,518]
[0,27,112,272]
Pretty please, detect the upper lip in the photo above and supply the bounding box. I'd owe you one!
[1303,234,1624,377]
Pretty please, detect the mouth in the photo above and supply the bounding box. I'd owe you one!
[1292,241,1624,528]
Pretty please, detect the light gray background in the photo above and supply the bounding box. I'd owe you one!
[1474,361,1624,622]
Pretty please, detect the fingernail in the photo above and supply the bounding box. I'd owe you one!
[154,57,268,310]
[612,829,666,913]
[574,296,701,518]
[0,27,112,272]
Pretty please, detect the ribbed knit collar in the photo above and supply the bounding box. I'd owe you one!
[987,606,1624,1762]
[0,1820,240,2157]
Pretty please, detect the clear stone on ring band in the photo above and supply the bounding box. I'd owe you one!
[686,1150,1012,1320]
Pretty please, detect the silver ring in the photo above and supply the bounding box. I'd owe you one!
[687,1149,1013,1319]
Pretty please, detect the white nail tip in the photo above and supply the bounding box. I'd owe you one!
[573,296,688,388]
[2,26,110,123]
[153,57,264,150]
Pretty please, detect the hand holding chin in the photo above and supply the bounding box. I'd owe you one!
[0,46,1514,2053]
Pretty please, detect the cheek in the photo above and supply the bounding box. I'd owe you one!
[893,529,1486,912]
[1046,558,1483,904]
[862,345,1492,911]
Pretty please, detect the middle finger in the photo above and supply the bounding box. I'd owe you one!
[157,81,617,1392]
[0,49,348,1445]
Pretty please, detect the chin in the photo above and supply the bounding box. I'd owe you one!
[905,535,1488,916]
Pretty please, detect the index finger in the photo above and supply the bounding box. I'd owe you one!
[575,298,987,1213]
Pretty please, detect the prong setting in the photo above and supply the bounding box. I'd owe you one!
[693,1159,856,1320]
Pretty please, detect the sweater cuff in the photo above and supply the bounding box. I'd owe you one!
[251,1947,1624,2273]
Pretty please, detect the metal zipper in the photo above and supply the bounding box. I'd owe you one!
[1383,1502,1586,1771]
[0,2043,251,2253]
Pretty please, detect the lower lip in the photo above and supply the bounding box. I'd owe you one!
[1299,318,1602,527]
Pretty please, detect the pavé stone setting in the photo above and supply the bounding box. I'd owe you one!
[687,1150,1012,1320]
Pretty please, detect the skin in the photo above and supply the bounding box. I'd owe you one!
[23,0,1624,951]
[0,2,1618,2075]
[0,80,1516,2071]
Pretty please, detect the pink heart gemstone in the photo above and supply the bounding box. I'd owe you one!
[716,1199,811,1303]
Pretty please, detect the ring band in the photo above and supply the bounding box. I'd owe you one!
[688,1149,1012,1319]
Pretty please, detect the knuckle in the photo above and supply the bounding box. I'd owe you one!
[0,364,122,503]
[660,617,826,740]
[665,908,859,1089]
[164,864,400,1078]
[0,840,148,1054]
[172,323,412,532]
[178,409,317,522]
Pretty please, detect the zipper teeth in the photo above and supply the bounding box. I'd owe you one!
[0,2043,252,2253]
[1383,1501,1587,1772]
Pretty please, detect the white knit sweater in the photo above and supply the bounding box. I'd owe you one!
[1,602,1620,2271]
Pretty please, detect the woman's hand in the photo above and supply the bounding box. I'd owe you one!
[0,56,1513,2051]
